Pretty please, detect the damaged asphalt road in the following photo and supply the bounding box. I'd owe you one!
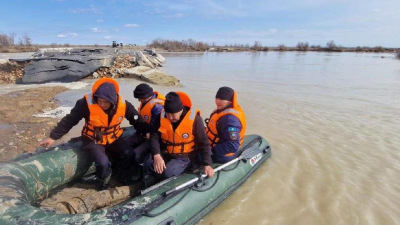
[19,48,115,83]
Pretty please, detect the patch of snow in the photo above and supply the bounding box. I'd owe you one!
[39,81,89,90]
[34,106,72,118]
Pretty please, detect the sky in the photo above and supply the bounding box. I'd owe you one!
[0,0,399,47]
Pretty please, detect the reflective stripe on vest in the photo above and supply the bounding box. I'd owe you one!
[205,105,246,148]
[139,97,164,124]
[159,108,199,155]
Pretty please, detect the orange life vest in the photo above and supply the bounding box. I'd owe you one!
[81,78,126,145]
[138,92,165,124]
[158,92,200,155]
[206,91,246,149]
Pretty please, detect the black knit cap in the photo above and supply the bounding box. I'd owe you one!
[133,83,153,99]
[216,86,234,101]
[164,92,183,113]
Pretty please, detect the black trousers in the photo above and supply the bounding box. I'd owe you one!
[83,135,133,181]
[132,141,150,166]
[143,154,191,179]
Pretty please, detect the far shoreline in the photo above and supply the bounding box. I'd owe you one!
[1,33,398,55]
[1,44,398,55]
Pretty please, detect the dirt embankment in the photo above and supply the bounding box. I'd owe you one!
[0,61,28,84]
[89,54,136,79]
[0,46,38,53]
[0,86,67,161]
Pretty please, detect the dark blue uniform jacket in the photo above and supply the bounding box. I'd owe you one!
[211,114,242,163]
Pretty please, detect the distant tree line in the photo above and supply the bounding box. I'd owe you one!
[146,39,396,53]
[1,32,397,55]
[0,32,37,52]
[147,38,210,51]
[0,33,31,47]
[0,32,112,53]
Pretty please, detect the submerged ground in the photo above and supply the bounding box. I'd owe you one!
[0,86,67,160]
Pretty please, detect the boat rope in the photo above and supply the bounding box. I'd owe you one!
[191,170,220,192]
[144,171,220,218]
[68,196,89,213]
[62,201,78,214]
[7,162,50,201]
[222,160,241,172]
[144,188,191,217]
[143,169,221,218]
[191,136,263,192]
[241,136,263,153]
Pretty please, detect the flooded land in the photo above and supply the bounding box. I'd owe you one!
[0,50,399,224]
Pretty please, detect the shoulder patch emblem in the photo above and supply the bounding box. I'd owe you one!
[144,115,149,121]
[229,131,238,140]
[182,133,189,139]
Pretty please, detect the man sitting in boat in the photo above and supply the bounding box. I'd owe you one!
[39,78,150,189]
[205,87,247,163]
[142,92,215,187]
[130,83,165,181]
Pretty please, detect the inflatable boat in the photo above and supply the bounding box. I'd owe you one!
[0,128,271,224]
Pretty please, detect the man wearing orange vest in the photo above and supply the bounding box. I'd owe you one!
[134,83,165,128]
[131,83,165,167]
[205,87,247,163]
[143,92,214,187]
[39,78,150,189]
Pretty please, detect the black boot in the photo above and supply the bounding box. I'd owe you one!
[118,166,142,185]
[142,175,156,189]
[98,172,111,191]
[131,166,143,182]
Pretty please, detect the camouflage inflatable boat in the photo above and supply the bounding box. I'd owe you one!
[0,128,271,224]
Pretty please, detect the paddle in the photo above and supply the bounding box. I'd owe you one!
[141,176,178,195]
[164,145,264,196]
